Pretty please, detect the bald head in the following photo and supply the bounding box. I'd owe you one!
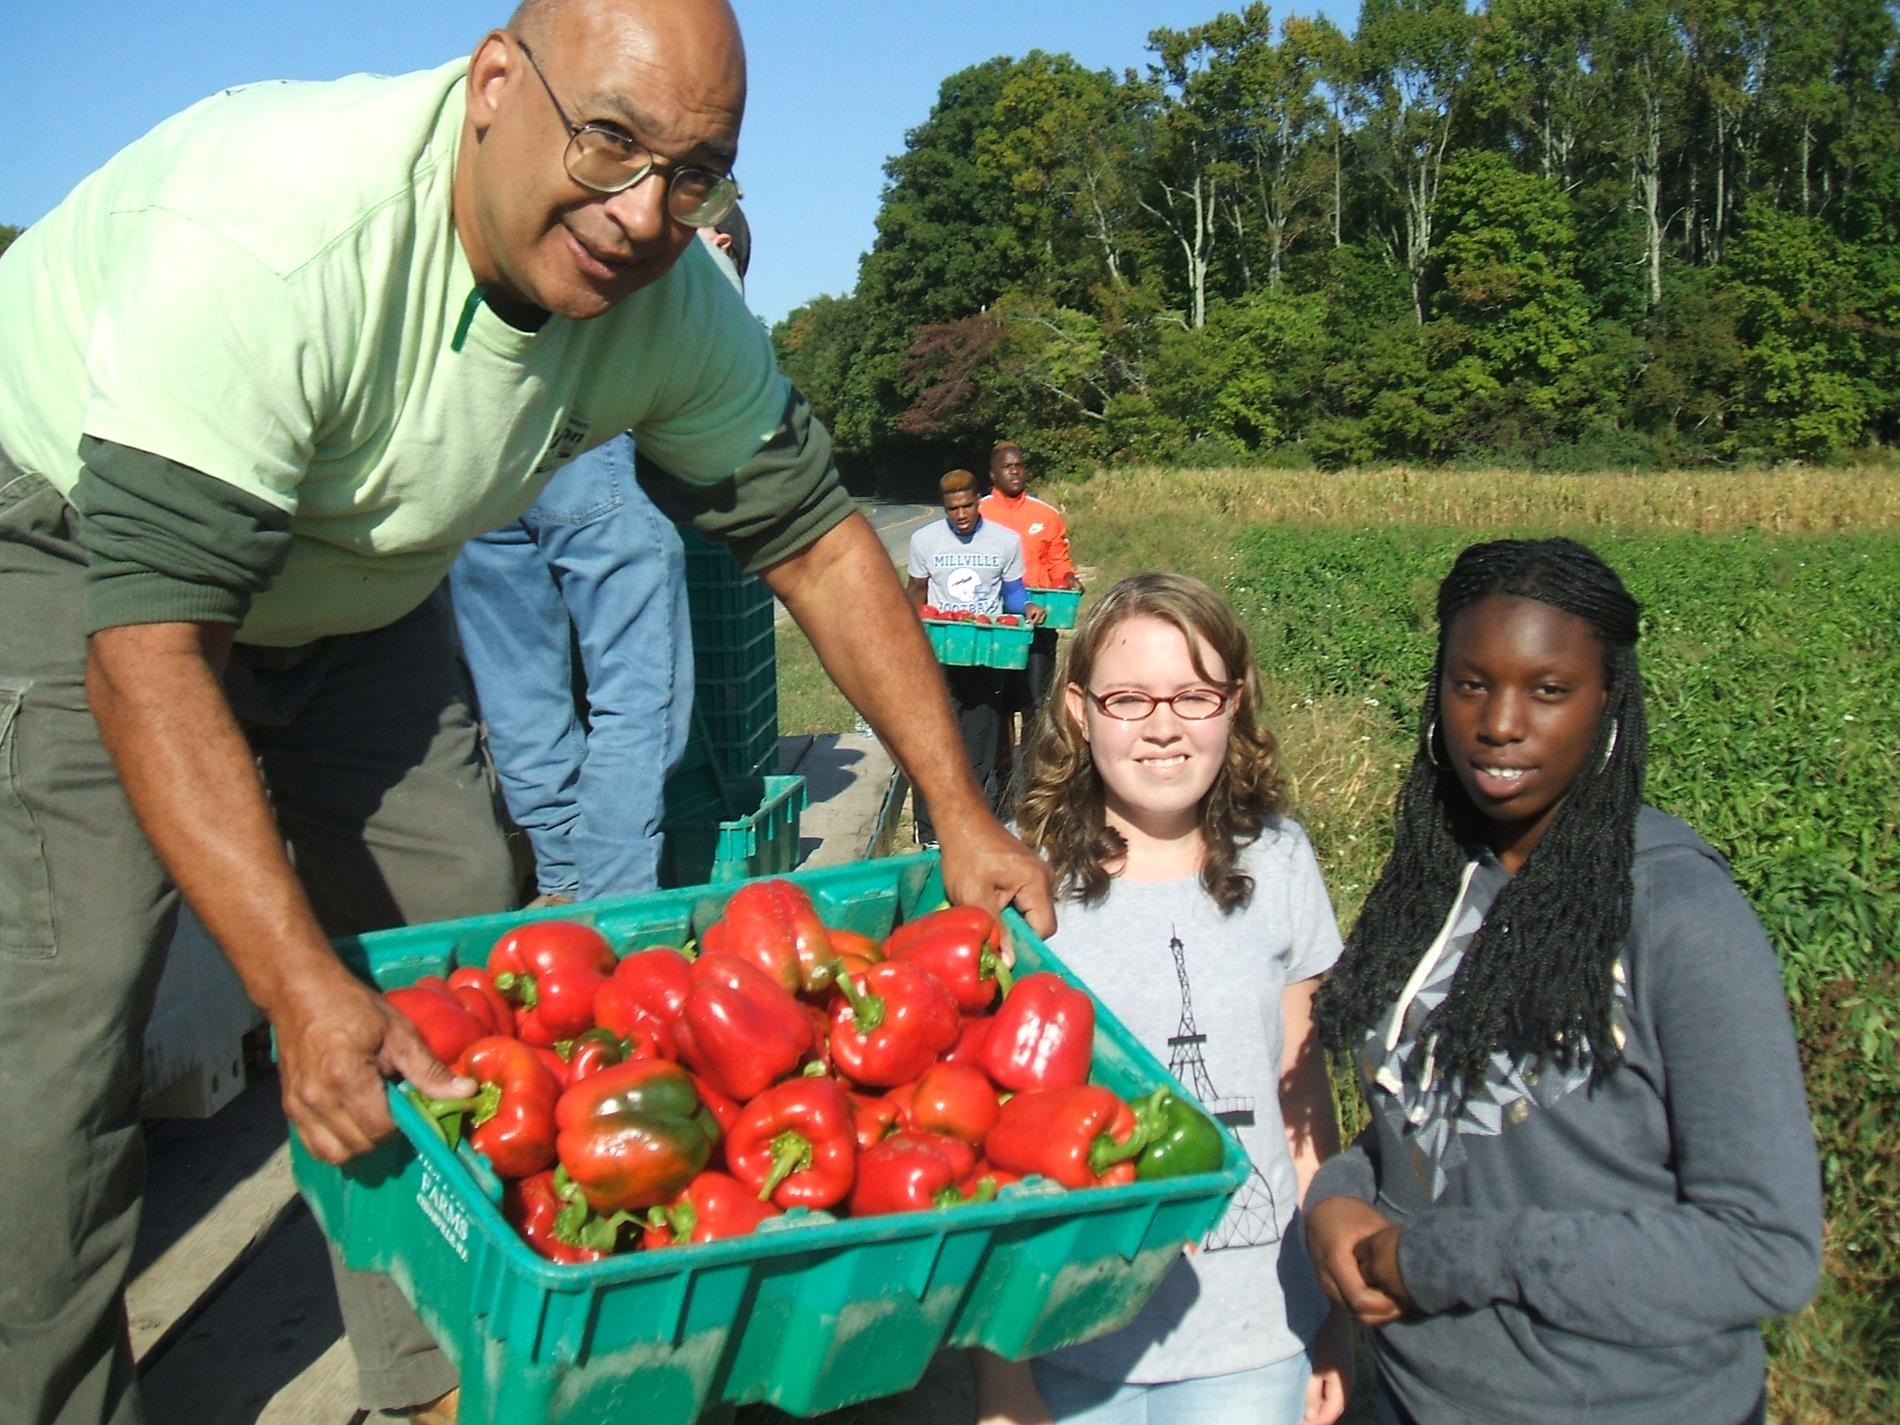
[507,0,747,142]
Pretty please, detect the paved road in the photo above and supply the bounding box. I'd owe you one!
[862,500,936,566]
[774,500,933,626]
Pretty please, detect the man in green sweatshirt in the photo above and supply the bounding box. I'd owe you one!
[0,3,1053,1422]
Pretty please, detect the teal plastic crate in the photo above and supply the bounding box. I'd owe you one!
[692,684,778,778]
[689,598,775,650]
[295,854,1247,1425]
[924,618,1033,670]
[691,628,775,683]
[923,618,976,664]
[680,528,777,649]
[660,774,806,888]
[1028,587,1083,630]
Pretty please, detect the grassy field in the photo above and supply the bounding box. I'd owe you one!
[777,466,1900,1423]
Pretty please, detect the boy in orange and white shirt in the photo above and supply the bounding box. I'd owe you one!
[979,442,1082,720]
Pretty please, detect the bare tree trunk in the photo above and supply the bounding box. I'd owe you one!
[1641,86,1664,312]
[1333,124,1343,248]
[1713,110,1729,265]
[1140,172,1215,329]
[1799,118,1812,216]
[1081,166,1128,290]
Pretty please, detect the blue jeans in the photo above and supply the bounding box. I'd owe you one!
[450,435,693,900]
[1032,1354,1312,1425]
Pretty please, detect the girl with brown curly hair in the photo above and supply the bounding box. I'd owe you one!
[978,572,1349,1425]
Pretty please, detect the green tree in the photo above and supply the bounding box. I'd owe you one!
[1595,0,1687,312]
[857,58,1032,327]
[1724,198,1876,456]
[1188,5,1332,292]
[0,224,21,260]
[773,293,885,453]
[1432,152,1602,418]
[1472,0,1610,185]
[1147,287,1333,452]
[1351,0,1482,324]
[981,53,1146,300]
[1133,22,1234,329]
[1283,15,1357,251]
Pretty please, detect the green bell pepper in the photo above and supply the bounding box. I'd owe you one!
[1134,1089,1224,1181]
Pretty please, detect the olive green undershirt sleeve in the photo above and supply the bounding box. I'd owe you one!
[73,435,294,635]
[634,385,856,573]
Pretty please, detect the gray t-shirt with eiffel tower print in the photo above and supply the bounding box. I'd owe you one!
[1039,817,1341,1383]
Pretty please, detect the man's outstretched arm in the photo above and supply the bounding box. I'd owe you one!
[764,513,1055,936]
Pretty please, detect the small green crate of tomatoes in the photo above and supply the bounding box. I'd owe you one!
[918,605,1034,669]
[292,854,1245,1425]
[1027,587,1083,630]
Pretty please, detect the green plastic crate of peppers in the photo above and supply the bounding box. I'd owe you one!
[292,853,1246,1425]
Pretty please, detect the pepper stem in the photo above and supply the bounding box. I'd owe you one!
[937,1176,1000,1208]
[982,944,1015,998]
[831,970,887,1036]
[758,1130,814,1201]
[493,970,539,1009]
[1087,1090,1164,1176]
[572,1208,639,1253]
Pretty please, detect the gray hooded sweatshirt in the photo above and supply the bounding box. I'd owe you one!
[1308,807,1821,1424]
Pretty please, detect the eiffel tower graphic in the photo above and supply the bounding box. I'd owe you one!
[1166,929,1281,1250]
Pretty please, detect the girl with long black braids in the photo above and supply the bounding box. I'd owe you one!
[1304,538,1820,1425]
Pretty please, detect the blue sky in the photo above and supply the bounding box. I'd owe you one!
[0,2,1357,326]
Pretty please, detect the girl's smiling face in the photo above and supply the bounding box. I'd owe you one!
[1066,614,1235,840]
[1438,594,1610,873]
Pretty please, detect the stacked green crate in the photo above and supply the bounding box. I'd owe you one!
[657,773,807,887]
[661,529,789,881]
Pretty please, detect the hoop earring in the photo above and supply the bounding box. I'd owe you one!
[1425,719,1442,768]
[1599,719,1620,771]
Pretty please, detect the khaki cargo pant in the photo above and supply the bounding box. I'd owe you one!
[0,470,514,1423]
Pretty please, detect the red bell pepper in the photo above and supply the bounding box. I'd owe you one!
[828,928,884,979]
[532,1044,572,1088]
[905,1061,1000,1145]
[417,1035,561,1180]
[386,978,491,1066]
[829,961,961,1088]
[726,1076,857,1209]
[942,1014,994,1069]
[699,879,840,996]
[846,1089,900,1149]
[892,1127,977,1178]
[883,906,1013,1013]
[849,1131,998,1217]
[686,1070,742,1145]
[882,1079,916,1122]
[980,972,1095,1091]
[802,1002,834,1074]
[487,919,617,1047]
[504,1169,609,1264]
[672,953,813,1102]
[983,1084,1153,1189]
[965,1159,1022,1193]
[555,1024,666,1086]
[553,1058,719,1213]
[446,966,514,1036]
[641,1170,781,1248]
[593,947,693,1051]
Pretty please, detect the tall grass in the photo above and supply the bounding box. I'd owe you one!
[1054,464,1900,536]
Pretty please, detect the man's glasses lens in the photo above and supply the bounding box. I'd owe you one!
[1093,689,1231,720]
[566,129,739,228]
